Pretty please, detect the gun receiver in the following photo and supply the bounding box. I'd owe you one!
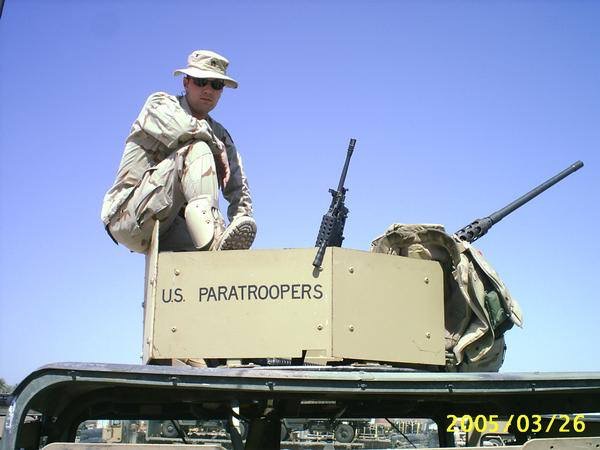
[313,138,357,267]
[455,160,584,243]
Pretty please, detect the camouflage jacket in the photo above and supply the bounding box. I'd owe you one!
[101,92,253,225]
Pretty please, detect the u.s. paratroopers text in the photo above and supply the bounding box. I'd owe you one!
[198,283,324,302]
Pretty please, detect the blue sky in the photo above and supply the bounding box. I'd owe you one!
[1,0,599,385]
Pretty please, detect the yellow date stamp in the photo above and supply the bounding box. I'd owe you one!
[446,414,587,433]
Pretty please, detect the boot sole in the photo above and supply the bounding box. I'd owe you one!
[218,219,257,250]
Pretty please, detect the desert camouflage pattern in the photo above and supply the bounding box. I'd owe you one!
[101,92,253,253]
[371,223,523,372]
[204,111,253,222]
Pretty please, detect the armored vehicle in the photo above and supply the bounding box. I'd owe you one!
[2,363,600,449]
[2,146,597,449]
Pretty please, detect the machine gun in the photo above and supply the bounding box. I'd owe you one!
[313,138,357,267]
[455,160,584,243]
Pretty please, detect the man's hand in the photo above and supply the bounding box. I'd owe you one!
[214,150,230,189]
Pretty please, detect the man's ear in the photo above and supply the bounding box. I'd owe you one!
[183,76,189,89]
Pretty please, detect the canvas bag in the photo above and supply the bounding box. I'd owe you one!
[370,224,523,372]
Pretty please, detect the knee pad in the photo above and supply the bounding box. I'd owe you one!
[180,141,219,203]
[184,196,219,249]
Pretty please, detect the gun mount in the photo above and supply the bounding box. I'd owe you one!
[143,223,444,367]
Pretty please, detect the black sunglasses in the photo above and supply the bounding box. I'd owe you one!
[190,77,225,91]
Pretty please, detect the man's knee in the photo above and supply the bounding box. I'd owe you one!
[180,141,219,203]
[108,212,153,254]
[179,140,214,167]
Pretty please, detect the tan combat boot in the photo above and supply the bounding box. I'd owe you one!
[212,216,257,251]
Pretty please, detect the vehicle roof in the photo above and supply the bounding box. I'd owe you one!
[11,362,600,415]
[3,362,599,450]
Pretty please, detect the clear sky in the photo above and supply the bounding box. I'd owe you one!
[1,0,598,386]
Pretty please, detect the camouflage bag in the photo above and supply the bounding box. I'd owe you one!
[370,224,523,372]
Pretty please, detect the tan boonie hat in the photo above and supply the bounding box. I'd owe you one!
[174,50,238,89]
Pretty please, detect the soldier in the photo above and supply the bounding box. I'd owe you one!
[101,50,256,253]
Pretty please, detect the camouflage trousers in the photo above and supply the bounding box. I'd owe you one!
[107,141,224,253]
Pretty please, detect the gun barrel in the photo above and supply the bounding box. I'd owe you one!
[336,138,356,192]
[455,160,584,243]
[313,242,327,268]
[489,160,583,225]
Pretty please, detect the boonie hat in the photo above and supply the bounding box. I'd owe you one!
[174,50,238,89]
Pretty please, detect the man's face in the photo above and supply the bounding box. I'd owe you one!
[183,76,224,119]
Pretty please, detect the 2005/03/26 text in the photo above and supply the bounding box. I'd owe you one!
[447,414,587,433]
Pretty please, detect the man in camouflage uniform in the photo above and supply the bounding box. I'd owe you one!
[101,50,256,253]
